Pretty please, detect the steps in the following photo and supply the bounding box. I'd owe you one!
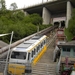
[32,63,56,75]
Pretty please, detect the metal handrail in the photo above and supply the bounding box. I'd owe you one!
[56,56,61,75]
[0,25,58,59]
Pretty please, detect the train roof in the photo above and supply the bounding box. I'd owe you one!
[58,41,75,48]
[71,71,75,75]
[12,35,46,52]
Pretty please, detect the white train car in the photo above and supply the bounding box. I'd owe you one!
[71,71,75,75]
[8,35,47,75]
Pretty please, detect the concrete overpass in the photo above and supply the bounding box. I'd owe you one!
[21,0,75,28]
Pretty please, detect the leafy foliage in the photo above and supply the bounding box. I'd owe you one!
[10,2,17,10]
[66,9,75,41]
[64,28,73,41]
[0,9,51,43]
[0,0,6,11]
[0,0,51,43]
[24,13,43,25]
[68,9,75,35]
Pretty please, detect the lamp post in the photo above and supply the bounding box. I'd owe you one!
[4,31,14,75]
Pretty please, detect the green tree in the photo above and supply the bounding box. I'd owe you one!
[30,14,43,25]
[24,13,43,25]
[0,0,6,11]
[68,9,75,36]
[0,10,50,43]
[10,2,17,10]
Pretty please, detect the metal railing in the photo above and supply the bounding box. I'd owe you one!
[0,59,6,73]
[56,56,61,75]
[0,25,58,59]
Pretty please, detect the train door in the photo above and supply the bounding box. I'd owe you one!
[27,52,31,62]
[31,50,34,62]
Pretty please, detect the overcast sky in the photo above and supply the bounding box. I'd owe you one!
[5,0,53,9]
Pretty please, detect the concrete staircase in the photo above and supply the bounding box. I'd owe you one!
[32,63,56,75]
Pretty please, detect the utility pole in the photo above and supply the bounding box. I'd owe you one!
[4,31,14,75]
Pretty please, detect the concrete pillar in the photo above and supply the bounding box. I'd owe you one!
[66,1,73,28]
[24,11,29,16]
[21,10,29,16]
[42,7,51,25]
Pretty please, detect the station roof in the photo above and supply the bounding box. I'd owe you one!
[58,41,75,48]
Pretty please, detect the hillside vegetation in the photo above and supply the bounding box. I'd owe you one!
[0,10,52,43]
[0,0,52,43]
[65,9,75,41]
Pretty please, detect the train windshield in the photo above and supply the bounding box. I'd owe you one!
[11,51,27,59]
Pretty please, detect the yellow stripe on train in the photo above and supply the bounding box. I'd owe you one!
[32,45,47,65]
[8,64,25,75]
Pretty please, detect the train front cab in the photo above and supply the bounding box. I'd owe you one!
[8,51,30,75]
[8,64,26,75]
[8,35,47,75]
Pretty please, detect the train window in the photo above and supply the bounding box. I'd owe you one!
[28,53,30,60]
[38,45,40,51]
[41,42,43,48]
[42,42,43,47]
[73,49,75,56]
[44,40,45,44]
[31,51,34,57]
[44,39,46,44]
[41,43,43,48]
[11,51,27,59]
[36,46,37,52]
[45,39,46,44]
[11,52,16,58]
[39,45,41,50]
[34,48,36,55]
[37,46,39,52]
[37,45,40,52]
[43,41,44,46]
